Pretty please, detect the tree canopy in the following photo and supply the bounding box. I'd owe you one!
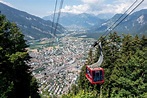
[0,14,40,98]
[62,32,147,98]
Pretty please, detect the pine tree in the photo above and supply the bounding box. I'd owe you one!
[105,34,147,97]
[61,32,147,97]
[101,32,121,97]
[0,14,40,98]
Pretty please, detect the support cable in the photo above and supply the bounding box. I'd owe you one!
[107,0,144,35]
[51,0,58,35]
[105,0,138,34]
[90,0,144,68]
[53,0,64,37]
[93,0,144,47]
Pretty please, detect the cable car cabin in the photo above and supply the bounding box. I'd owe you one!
[85,65,104,85]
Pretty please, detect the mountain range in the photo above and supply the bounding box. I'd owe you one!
[0,2,146,40]
[43,9,147,37]
[0,3,66,40]
[43,13,106,30]
[89,9,147,36]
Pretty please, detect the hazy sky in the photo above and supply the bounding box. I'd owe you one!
[0,0,147,18]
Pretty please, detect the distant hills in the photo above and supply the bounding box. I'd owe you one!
[0,3,66,40]
[43,12,106,30]
[89,9,147,36]
[43,9,147,37]
[0,2,146,40]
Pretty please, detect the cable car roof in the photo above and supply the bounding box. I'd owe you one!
[86,65,104,70]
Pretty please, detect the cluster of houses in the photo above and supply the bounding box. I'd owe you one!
[29,37,95,96]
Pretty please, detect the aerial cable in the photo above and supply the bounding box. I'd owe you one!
[105,0,138,34]
[53,0,64,37]
[85,0,144,86]
[100,0,138,39]
[51,0,58,35]
[93,0,144,46]
[108,0,144,34]
[90,0,144,67]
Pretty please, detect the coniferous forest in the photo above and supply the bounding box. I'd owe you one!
[62,32,147,98]
[0,14,40,98]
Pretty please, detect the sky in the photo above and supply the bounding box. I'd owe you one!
[0,0,147,18]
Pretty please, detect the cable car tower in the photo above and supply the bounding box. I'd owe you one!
[85,0,144,85]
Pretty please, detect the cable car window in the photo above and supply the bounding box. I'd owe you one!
[86,67,92,78]
[93,70,103,82]
[100,70,103,80]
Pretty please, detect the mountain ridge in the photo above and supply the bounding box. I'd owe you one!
[43,12,106,30]
[89,9,147,36]
[0,3,66,40]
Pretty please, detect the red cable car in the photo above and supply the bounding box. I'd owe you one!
[85,65,104,85]
[85,41,104,85]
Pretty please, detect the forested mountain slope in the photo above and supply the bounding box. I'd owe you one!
[0,14,40,98]
[61,32,147,98]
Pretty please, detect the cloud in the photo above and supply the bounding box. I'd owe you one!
[61,4,90,14]
[81,0,103,4]
[61,0,146,15]
[135,0,147,10]
[97,1,131,14]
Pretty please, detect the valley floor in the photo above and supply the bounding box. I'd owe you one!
[28,36,96,96]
